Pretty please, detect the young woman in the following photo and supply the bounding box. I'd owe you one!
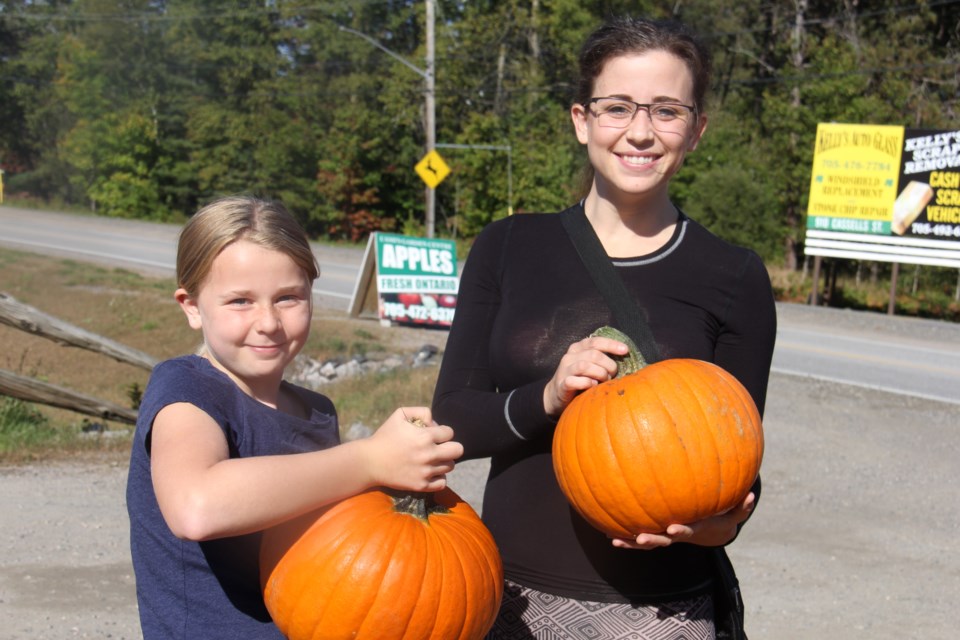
[433,16,776,639]
[127,196,463,639]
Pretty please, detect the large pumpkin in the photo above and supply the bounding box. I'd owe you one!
[552,326,764,539]
[260,486,503,640]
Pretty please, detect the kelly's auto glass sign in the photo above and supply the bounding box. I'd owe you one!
[375,233,458,327]
[804,123,960,268]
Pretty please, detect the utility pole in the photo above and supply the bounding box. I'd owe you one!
[338,0,437,238]
[424,0,436,238]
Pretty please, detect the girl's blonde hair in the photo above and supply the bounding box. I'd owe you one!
[177,196,319,297]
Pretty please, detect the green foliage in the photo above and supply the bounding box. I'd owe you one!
[0,397,60,454]
[0,0,958,261]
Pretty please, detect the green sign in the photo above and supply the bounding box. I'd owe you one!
[374,233,459,327]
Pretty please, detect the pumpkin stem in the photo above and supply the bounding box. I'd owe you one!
[590,326,648,378]
[387,490,451,522]
[384,416,452,521]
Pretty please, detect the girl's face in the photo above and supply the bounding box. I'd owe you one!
[571,50,707,205]
[176,239,313,401]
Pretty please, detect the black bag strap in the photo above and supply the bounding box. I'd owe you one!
[559,204,662,364]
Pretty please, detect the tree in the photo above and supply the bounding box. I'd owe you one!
[0,0,955,262]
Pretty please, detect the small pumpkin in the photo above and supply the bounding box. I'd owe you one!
[260,486,503,640]
[552,326,764,539]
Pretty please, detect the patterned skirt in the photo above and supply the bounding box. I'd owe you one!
[485,580,716,640]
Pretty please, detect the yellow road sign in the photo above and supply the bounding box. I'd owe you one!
[415,150,450,189]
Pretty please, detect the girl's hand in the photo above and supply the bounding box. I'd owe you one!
[363,407,464,493]
[543,334,629,416]
[610,493,756,550]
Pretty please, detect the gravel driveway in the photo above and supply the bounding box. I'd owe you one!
[1,304,958,639]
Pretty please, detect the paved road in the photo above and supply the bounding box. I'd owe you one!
[2,205,959,405]
[770,305,960,405]
[0,206,360,307]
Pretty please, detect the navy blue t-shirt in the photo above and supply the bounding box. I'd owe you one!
[126,355,339,639]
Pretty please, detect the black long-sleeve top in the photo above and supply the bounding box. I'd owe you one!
[433,203,777,603]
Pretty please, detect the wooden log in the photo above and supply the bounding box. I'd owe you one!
[0,368,137,425]
[0,292,157,371]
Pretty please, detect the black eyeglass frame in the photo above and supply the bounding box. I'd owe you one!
[582,97,698,125]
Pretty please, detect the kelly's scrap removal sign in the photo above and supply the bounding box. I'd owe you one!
[349,233,458,328]
[897,129,960,238]
[804,123,960,268]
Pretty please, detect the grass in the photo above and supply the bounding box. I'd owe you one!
[768,263,960,321]
[0,246,443,463]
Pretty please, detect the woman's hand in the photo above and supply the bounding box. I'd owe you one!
[543,334,629,416]
[610,492,756,550]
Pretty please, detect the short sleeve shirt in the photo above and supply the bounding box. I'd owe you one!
[126,355,339,639]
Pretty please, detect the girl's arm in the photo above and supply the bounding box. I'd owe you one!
[150,405,462,541]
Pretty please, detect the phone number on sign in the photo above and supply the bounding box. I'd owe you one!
[382,302,455,323]
[910,222,960,238]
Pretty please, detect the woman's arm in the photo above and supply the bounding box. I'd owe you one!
[150,404,462,541]
[432,222,541,458]
[713,251,778,417]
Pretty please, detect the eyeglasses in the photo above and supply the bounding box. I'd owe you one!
[584,97,696,132]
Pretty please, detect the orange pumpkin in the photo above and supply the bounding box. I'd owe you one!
[260,487,503,640]
[552,327,764,539]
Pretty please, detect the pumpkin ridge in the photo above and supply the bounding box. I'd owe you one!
[428,514,472,639]
[570,393,633,536]
[285,504,370,636]
[708,363,759,512]
[634,372,692,531]
[604,379,664,534]
[709,365,763,504]
[401,521,442,639]
[703,365,745,514]
[324,500,408,637]
[661,362,721,520]
[682,362,759,517]
[276,507,348,637]
[680,361,723,511]
[438,508,504,636]
[356,511,426,639]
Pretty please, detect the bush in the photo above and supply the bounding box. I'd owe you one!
[0,397,62,454]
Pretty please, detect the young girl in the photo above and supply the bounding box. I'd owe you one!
[126,196,463,639]
[432,16,776,639]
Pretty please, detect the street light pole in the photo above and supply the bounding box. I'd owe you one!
[337,0,437,238]
[424,0,436,238]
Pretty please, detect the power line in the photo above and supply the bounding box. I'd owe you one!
[4,0,960,38]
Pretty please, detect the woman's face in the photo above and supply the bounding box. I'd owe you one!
[571,50,707,205]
